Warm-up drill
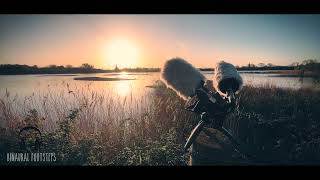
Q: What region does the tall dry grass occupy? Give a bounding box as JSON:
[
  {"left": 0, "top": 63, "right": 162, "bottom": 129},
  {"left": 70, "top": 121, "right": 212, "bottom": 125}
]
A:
[
  {"left": 1, "top": 80, "right": 320, "bottom": 165},
  {"left": 0, "top": 80, "right": 196, "bottom": 165}
]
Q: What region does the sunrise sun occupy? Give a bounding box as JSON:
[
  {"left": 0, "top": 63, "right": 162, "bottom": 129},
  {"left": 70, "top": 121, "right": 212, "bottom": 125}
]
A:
[{"left": 104, "top": 39, "right": 140, "bottom": 69}]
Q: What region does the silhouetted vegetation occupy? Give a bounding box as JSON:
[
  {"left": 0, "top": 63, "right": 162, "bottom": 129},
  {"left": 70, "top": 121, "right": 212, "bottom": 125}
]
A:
[
  {"left": 236, "top": 64, "right": 294, "bottom": 71},
  {"left": 0, "top": 64, "right": 109, "bottom": 75},
  {"left": 198, "top": 68, "right": 214, "bottom": 71},
  {"left": 199, "top": 63, "right": 294, "bottom": 71},
  {"left": 2, "top": 59, "right": 319, "bottom": 76},
  {"left": 120, "top": 67, "right": 160, "bottom": 72},
  {"left": 0, "top": 81, "right": 320, "bottom": 165},
  {"left": 292, "top": 59, "right": 320, "bottom": 83},
  {"left": 199, "top": 59, "right": 320, "bottom": 72},
  {"left": 0, "top": 64, "right": 161, "bottom": 75},
  {"left": 200, "top": 59, "right": 320, "bottom": 84}
]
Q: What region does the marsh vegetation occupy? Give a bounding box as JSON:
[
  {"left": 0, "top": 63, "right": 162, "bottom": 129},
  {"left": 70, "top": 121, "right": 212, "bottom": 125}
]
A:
[{"left": 1, "top": 79, "right": 320, "bottom": 165}]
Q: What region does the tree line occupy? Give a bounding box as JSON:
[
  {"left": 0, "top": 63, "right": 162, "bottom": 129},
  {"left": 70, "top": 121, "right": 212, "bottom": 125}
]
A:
[
  {"left": 1, "top": 59, "right": 319, "bottom": 75},
  {"left": 0, "top": 63, "right": 108, "bottom": 75},
  {"left": 199, "top": 63, "right": 295, "bottom": 71},
  {"left": 199, "top": 59, "right": 319, "bottom": 71},
  {"left": 0, "top": 63, "right": 161, "bottom": 75}
]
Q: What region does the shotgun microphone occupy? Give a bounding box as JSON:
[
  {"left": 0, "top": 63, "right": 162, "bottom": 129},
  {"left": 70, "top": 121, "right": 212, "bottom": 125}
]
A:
[
  {"left": 213, "top": 61, "right": 243, "bottom": 104},
  {"left": 161, "top": 57, "right": 206, "bottom": 100},
  {"left": 161, "top": 58, "right": 227, "bottom": 149},
  {"left": 161, "top": 58, "right": 245, "bottom": 155}
]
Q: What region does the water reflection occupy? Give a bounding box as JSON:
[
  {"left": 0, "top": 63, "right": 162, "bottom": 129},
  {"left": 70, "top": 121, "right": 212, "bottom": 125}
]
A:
[
  {"left": 0, "top": 71, "right": 319, "bottom": 132},
  {"left": 115, "top": 80, "right": 132, "bottom": 97},
  {"left": 119, "top": 71, "right": 129, "bottom": 77},
  {"left": 0, "top": 72, "right": 318, "bottom": 100}
]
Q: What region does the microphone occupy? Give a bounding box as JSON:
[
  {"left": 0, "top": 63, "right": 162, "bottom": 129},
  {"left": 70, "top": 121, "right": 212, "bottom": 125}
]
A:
[
  {"left": 161, "top": 57, "right": 225, "bottom": 151},
  {"left": 161, "top": 57, "right": 206, "bottom": 100},
  {"left": 213, "top": 61, "right": 243, "bottom": 103},
  {"left": 161, "top": 58, "right": 245, "bottom": 155}
]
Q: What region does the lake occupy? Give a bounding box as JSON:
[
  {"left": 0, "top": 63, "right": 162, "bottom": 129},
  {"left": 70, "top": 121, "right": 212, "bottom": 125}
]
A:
[
  {"left": 0, "top": 71, "right": 317, "bottom": 98},
  {"left": 0, "top": 70, "right": 316, "bottom": 106},
  {"left": 0, "top": 71, "right": 318, "bottom": 131}
]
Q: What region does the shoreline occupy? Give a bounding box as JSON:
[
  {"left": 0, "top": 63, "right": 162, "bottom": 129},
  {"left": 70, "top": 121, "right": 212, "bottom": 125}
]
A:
[{"left": 0, "top": 70, "right": 318, "bottom": 79}]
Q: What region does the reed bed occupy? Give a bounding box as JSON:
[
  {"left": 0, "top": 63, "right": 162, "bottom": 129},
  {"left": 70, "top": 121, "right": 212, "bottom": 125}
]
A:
[{"left": 1, "top": 80, "right": 320, "bottom": 165}]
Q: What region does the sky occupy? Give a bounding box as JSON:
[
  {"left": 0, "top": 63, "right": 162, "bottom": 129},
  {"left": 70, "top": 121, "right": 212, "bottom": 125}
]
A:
[{"left": 0, "top": 15, "right": 320, "bottom": 69}]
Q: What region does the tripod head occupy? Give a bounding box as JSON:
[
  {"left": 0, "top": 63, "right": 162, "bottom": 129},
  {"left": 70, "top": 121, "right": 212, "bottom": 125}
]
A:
[{"left": 183, "top": 79, "right": 237, "bottom": 151}]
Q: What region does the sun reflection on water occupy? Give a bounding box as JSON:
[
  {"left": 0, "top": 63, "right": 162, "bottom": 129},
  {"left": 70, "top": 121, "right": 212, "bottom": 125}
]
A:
[
  {"left": 118, "top": 71, "right": 129, "bottom": 78},
  {"left": 114, "top": 78, "right": 133, "bottom": 97}
]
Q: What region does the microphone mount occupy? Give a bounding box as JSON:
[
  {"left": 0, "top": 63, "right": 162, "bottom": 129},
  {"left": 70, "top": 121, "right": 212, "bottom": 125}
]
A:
[
  {"left": 184, "top": 80, "right": 251, "bottom": 161},
  {"left": 184, "top": 80, "right": 234, "bottom": 125}
]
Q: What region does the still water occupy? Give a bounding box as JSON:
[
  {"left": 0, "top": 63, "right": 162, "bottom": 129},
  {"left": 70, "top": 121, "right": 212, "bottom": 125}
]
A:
[
  {"left": 0, "top": 71, "right": 318, "bottom": 130},
  {"left": 0, "top": 71, "right": 317, "bottom": 99}
]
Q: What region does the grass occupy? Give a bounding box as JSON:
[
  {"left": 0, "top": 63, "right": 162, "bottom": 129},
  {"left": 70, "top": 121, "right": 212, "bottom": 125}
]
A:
[
  {"left": 0, "top": 80, "right": 320, "bottom": 165},
  {"left": 226, "top": 83, "right": 320, "bottom": 164}
]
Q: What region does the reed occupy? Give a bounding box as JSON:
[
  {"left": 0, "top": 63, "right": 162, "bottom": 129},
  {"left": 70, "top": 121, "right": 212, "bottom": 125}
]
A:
[{"left": 0, "top": 80, "right": 320, "bottom": 165}]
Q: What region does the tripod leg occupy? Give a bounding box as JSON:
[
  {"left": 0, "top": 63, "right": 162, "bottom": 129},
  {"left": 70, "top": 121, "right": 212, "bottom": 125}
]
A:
[
  {"left": 218, "top": 126, "right": 255, "bottom": 162},
  {"left": 189, "top": 128, "right": 235, "bottom": 165}
]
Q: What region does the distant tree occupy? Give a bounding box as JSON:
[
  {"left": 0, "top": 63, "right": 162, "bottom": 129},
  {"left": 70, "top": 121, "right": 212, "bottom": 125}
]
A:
[
  {"left": 257, "top": 63, "right": 266, "bottom": 67},
  {"left": 80, "top": 63, "right": 94, "bottom": 69},
  {"left": 290, "top": 62, "right": 300, "bottom": 67},
  {"left": 48, "top": 64, "right": 57, "bottom": 68},
  {"left": 66, "top": 65, "right": 73, "bottom": 68},
  {"left": 248, "top": 63, "right": 256, "bottom": 68},
  {"left": 295, "top": 59, "right": 320, "bottom": 84},
  {"left": 267, "top": 63, "right": 274, "bottom": 67},
  {"left": 301, "top": 59, "right": 318, "bottom": 66}
]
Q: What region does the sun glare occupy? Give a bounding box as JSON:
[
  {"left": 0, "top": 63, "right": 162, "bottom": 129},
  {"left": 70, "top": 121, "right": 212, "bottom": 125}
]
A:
[
  {"left": 115, "top": 81, "right": 132, "bottom": 97},
  {"left": 105, "top": 39, "right": 140, "bottom": 69}
]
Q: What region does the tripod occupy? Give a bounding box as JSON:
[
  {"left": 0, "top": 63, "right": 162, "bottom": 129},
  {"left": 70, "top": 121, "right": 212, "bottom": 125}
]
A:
[{"left": 183, "top": 80, "right": 254, "bottom": 164}]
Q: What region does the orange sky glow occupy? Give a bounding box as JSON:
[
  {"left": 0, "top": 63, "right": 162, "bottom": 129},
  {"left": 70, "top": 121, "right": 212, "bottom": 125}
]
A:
[{"left": 1, "top": 15, "right": 319, "bottom": 69}]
